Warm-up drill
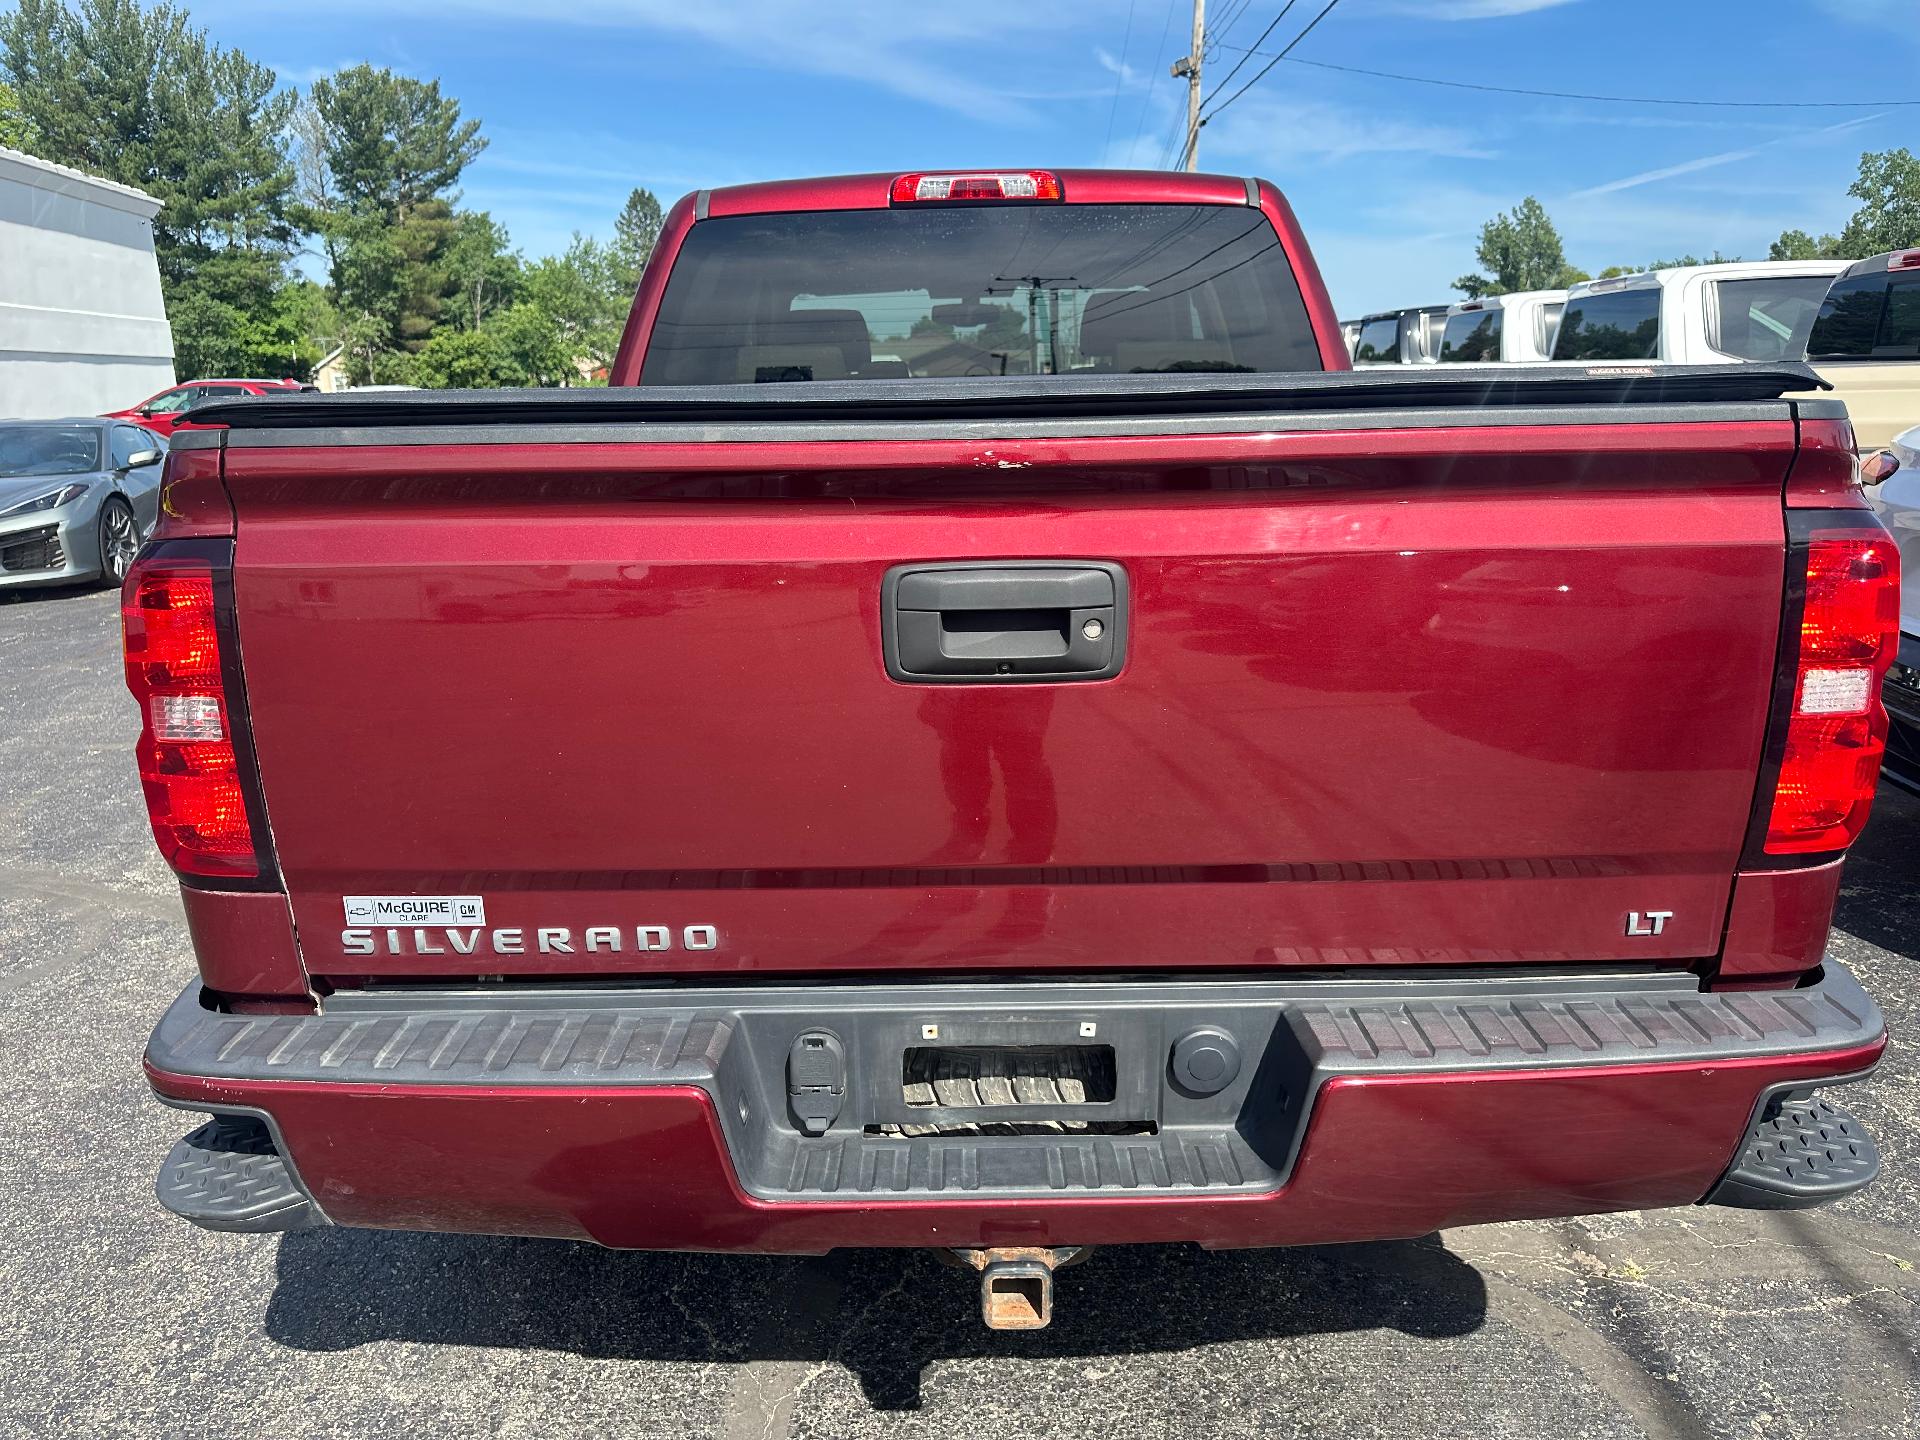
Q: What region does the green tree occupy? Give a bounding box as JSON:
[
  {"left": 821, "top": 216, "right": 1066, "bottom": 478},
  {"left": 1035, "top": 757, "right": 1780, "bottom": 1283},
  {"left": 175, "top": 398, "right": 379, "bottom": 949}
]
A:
[
  {"left": 524, "top": 235, "right": 626, "bottom": 381},
  {"left": 271, "top": 278, "right": 340, "bottom": 375},
  {"left": 307, "top": 64, "right": 484, "bottom": 221},
  {"left": 0, "top": 78, "right": 36, "bottom": 148},
  {"left": 409, "top": 326, "right": 511, "bottom": 388},
  {"left": 975, "top": 305, "right": 1028, "bottom": 350},
  {"left": 1835, "top": 148, "right": 1920, "bottom": 259},
  {"left": 1454, "top": 197, "right": 1588, "bottom": 297},
  {"left": 305, "top": 64, "right": 487, "bottom": 373},
  {"left": 1768, "top": 149, "right": 1920, "bottom": 266},
  {"left": 1646, "top": 252, "right": 1739, "bottom": 270},
  {"left": 485, "top": 301, "right": 574, "bottom": 387},
  {"left": 1, "top": 0, "right": 302, "bottom": 376},
  {"left": 1770, "top": 228, "right": 1840, "bottom": 261},
  {"left": 611, "top": 186, "right": 663, "bottom": 292},
  {"left": 445, "top": 210, "right": 520, "bottom": 330}
]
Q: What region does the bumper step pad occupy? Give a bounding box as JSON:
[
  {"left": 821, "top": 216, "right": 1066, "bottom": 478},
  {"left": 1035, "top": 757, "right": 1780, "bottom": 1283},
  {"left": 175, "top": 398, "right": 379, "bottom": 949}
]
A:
[
  {"left": 156, "top": 1115, "right": 322, "bottom": 1233},
  {"left": 1709, "top": 1091, "right": 1881, "bottom": 1210}
]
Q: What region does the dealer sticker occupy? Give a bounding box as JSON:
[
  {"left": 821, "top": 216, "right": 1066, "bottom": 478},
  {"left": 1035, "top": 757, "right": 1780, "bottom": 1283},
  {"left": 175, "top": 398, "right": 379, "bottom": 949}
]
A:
[{"left": 344, "top": 895, "right": 486, "bottom": 926}]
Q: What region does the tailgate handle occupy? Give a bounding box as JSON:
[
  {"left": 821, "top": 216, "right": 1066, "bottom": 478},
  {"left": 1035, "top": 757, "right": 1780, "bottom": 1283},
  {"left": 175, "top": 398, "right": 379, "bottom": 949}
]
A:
[{"left": 883, "top": 561, "right": 1126, "bottom": 684}]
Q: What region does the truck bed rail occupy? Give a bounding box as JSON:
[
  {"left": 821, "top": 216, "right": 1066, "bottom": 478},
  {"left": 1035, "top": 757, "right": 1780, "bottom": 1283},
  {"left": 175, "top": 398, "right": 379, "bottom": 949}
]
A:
[{"left": 184, "top": 363, "right": 1831, "bottom": 431}]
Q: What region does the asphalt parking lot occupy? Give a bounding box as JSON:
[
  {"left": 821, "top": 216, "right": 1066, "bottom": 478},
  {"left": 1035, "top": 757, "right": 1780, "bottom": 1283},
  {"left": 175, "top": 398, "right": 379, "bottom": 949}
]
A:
[{"left": 1, "top": 582, "right": 1915, "bottom": 1439}]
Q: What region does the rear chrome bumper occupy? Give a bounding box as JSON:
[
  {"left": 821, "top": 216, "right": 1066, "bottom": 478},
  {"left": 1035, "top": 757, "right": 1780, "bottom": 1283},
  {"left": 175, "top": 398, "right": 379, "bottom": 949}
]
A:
[{"left": 146, "top": 963, "right": 1886, "bottom": 1251}]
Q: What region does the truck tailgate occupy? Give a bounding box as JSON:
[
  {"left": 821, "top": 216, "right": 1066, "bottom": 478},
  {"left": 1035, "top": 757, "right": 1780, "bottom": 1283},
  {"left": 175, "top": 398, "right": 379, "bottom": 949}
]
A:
[{"left": 210, "top": 395, "right": 1800, "bottom": 982}]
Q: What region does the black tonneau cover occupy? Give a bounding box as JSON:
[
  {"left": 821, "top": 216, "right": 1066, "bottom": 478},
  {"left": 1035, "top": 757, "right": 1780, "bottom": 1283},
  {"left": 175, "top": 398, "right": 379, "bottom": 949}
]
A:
[{"left": 186, "top": 362, "right": 1830, "bottom": 430}]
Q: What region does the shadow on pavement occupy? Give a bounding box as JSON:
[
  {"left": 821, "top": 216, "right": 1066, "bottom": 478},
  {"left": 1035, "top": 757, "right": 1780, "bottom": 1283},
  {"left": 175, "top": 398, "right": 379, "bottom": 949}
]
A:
[
  {"left": 0, "top": 579, "right": 109, "bottom": 607},
  {"left": 1832, "top": 782, "right": 1920, "bottom": 963},
  {"left": 265, "top": 1229, "right": 1488, "bottom": 1410}
]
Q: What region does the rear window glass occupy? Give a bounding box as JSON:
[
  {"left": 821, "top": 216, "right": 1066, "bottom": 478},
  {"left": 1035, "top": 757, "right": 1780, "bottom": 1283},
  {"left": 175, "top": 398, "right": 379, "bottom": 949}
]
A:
[
  {"left": 1438, "top": 309, "right": 1502, "bottom": 362},
  {"left": 1353, "top": 317, "right": 1400, "bottom": 363},
  {"left": 1709, "top": 275, "right": 1832, "bottom": 361},
  {"left": 640, "top": 204, "right": 1321, "bottom": 384},
  {"left": 1553, "top": 288, "right": 1661, "bottom": 360},
  {"left": 1807, "top": 272, "right": 1920, "bottom": 359}
]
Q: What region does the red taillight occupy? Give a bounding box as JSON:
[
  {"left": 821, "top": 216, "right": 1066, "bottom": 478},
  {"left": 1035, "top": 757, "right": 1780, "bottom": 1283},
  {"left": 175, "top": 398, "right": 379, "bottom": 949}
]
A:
[
  {"left": 1762, "top": 528, "right": 1901, "bottom": 855},
  {"left": 889, "top": 170, "right": 1064, "bottom": 205},
  {"left": 122, "top": 550, "right": 262, "bottom": 878}
]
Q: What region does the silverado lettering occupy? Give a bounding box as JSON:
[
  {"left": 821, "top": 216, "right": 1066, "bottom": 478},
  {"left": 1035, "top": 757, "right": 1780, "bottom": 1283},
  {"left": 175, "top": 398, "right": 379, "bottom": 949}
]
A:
[
  {"left": 130, "top": 168, "right": 1898, "bottom": 1333},
  {"left": 339, "top": 925, "right": 721, "bottom": 955}
]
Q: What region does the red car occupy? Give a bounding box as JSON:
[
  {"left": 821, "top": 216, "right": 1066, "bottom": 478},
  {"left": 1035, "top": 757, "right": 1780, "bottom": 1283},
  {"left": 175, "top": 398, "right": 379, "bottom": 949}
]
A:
[
  {"left": 129, "top": 170, "right": 1896, "bottom": 1332},
  {"left": 106, "top": 378, "right": 315, "bottom": 438}
]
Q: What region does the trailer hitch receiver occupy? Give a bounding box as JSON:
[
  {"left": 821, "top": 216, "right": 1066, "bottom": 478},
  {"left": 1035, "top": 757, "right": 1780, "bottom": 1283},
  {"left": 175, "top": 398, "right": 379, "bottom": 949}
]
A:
[{"left": 951, "top": 1246, "right": 1087, "bottom": 1330}]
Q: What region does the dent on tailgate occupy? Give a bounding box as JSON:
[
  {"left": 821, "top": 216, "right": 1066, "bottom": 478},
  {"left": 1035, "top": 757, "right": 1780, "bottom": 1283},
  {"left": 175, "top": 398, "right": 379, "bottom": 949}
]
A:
[{"left": 219, "top": 416, "right": 1794, "bottom": 982}]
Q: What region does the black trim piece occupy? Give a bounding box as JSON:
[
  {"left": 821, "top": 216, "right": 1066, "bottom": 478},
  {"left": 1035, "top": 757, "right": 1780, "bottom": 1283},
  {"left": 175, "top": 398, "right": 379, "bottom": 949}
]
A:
[
  {"left": 1243, "top": 176, "right": 1259, "bottom": 207},
  {"left": 1879, "top": 633, "right": 1920, "bottom": 795},
  {"left": 221, "top": 401, "right": 1797, "bottom": 450},
  {"left": 147, "top": 962, "right": 1882, "bottom": 1204},
  {"left": 163, "top": 429, "right": 224, "bottom": 451},
  {"left": 1737, "top": 508, "right": 1891, "bottom": 872},
  {"left": 1791, "top": 398, "right": 1850, "bottom": 422},
  {"left": 181, "top": 362, "right": 1831, "bottom": 431},
  {"left": 1702, "top": 1072, "right": 1880, "bottom": 1210},
  {"left": 151, "top": 1095, "right": 329, "bottom": 1229}
]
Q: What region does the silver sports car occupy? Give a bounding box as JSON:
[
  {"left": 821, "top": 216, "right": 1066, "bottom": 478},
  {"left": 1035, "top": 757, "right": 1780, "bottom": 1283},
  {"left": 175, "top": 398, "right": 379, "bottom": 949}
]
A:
[{"left": 0, "top": 419, "right": 165, "bottom": 591}]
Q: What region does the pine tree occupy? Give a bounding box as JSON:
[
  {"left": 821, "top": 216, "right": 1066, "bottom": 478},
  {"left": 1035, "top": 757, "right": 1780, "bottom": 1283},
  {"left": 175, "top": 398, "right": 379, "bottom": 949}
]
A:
[{"left": 612, "top": 187, "right": 664, "bottom": 291}]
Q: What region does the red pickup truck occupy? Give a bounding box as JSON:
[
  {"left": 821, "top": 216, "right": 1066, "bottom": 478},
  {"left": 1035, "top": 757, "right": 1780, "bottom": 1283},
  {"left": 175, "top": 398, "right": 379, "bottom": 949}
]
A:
[{"left": 132, "top": 170, "right": 1898, "bottom": 1331}]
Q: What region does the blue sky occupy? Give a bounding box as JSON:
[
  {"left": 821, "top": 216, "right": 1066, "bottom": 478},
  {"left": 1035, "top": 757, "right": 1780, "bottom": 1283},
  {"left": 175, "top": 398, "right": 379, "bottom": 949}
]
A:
[{"left": 190, "top": 0, "right": 1919, "bottom": 316}]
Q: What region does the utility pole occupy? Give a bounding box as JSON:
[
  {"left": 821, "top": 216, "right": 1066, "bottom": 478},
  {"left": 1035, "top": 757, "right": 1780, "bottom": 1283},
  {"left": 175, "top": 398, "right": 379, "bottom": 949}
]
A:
[
  {"left": 1170, "top": 0, "right": 1206, "bottom": 172},
  {"left": 991, "top": 275, "right": 1081, "bottom": 374}
]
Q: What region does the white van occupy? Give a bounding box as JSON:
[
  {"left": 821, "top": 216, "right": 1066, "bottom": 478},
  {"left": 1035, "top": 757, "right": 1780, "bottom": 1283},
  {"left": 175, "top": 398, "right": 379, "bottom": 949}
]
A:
[
  {"left": 1436, "top": 290, "right": 1566, "bottom": 364},
  {"left": 1551, "top": 260, "right": 1843, "bottom": 365},
  {"left": 1349, "top": 305, "right": 1449, "bottom": 366}
]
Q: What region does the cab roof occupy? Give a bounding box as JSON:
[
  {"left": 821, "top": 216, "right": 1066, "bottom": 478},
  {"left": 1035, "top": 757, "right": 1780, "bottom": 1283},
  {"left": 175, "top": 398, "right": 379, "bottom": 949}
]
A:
[{"left": 702, "top": 169, "right": 1258, "bottom": 218}]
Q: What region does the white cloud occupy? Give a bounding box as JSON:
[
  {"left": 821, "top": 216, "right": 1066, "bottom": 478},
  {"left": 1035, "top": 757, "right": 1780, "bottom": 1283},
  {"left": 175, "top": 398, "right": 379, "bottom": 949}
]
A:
[
  {"left": 1812, "top": 0, "right": 1918, "bottom": 29},
  {"left": 1568, "top": 113, "right": 1883, "bottom": 198},
  {"left": 269, "top": 60, "right": 370, "bottom": 88},
  {"left": 289, "top": 0, "right": 1115, "bottom": 121},
  {"left": 1094, "top": 46, "right": 1142, "bottom": 87},
  {"left": 1203, "top": 91, "right": 1496, "bottom": 164},
  {"left": 1569, "top": 145, "right": 1765, "bottom": 198}
]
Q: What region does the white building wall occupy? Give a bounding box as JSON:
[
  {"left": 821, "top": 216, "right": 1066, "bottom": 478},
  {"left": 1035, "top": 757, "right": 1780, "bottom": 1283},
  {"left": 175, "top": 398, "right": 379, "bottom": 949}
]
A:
[{"left": 0, "top": 146, "right": 174, "bottom": 419}]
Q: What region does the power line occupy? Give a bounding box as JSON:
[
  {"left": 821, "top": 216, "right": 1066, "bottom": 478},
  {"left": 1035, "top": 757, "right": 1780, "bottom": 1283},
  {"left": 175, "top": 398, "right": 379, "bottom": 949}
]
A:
[
  {"left": 1102, "top": 0, "right": 1140, "bottom": 156},
  {"left": 1212, "top": 49, "right": 1920, "bottom": 109},
  {"left": 1200, "top": 0, "right": 1346, "bottom": 124},
  {"left": 1128, "top": 0, "right": 1181, "bottom": 162},
  {"left": 1206, "top": 0, "right": 1253, "bottom": 56},
  {"left": 1157, "top": 100, "right": 1190, "bottom": 170},
  {"left": 1201, "top": 1, "right": 1302, "bottom": 115}
]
